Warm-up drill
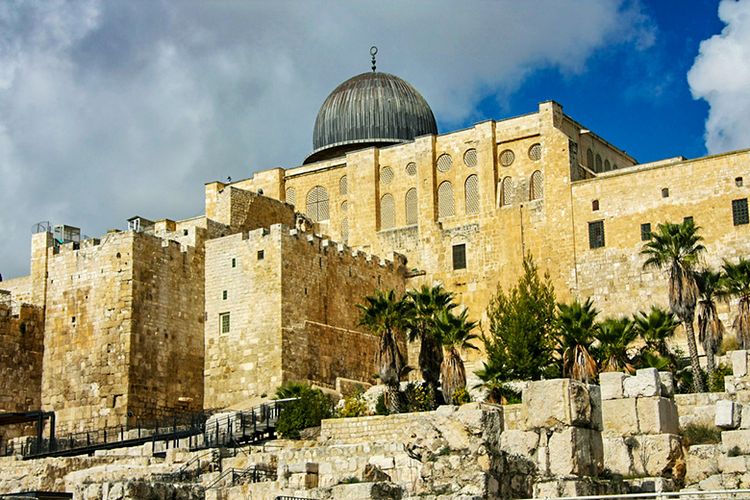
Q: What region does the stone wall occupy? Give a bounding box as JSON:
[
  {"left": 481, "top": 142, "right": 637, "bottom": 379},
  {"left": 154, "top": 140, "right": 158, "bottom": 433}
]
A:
[
  {"left": 205, "top": 183, "right": 295, "bottom": 234},
  {"left": 0, "top": 299, "right": 44, "bottom": 413},
  {"left": 204, "top": 224, "right": 408, "bottom": 409}
]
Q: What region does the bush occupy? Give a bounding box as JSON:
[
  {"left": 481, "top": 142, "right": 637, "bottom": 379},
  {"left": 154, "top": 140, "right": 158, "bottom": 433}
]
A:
[
  {"left": 404, "top": 383, "right": 432, "bottom": 412},
  {"left": 682, "top": 423, "right": 721, "bottom": 447},
  {"left": 337, "top": 388, "right": 368, "bottom": 418},
  {"left": 375, "top": 393, "right": 389, "bottom": 416},
  {"left": 708, "top": 363, "right": 733, "bottom": 392},
  {"left": 452, "top": 387, "right": 471, "bottom": 405},
  {"left": 275, "top": 384, "right": 333, "bottom": 439},
  {"left": 721, "top": 336, "right": 740, "bottom": 355}
]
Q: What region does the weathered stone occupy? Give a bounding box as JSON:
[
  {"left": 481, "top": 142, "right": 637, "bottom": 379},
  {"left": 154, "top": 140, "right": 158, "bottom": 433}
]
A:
[
  {"left": 658, "top": 371, "right": 674, "bottom": 398},
  {"left": 715, "top": 400, "right": 742, "bottom": 429},
  {"left": 602, "top": 397, "right": 638, "bottom": 436},
  {"left": 603, "top": 436, "right": 635, "bottom": 476},
  {"left": 623, "top": 368, "right": 661, "bottom": 398},
  {"left": 629, "top": 434, "right": 684, "bottom": 478},
  {"left": 722, "top": 429, "right": 750, "bottom": 455},
  {"left": 500, "top": 430, "right": 540, "bottom": 457},
  {"left": 588, "top": 384, "right": 603, "bottom": 431},
  {"left": 742, "top": 403, "right": 750, "bottom": 430},
  {"left": 523, "top": 379, "right": 592, "bottom": 429},
  {"left": 636, "top": 397, "right": 679, "bottom": 435},
  {"left": 599, "top": 372, "right": 627, "bottom": 401},
  {"left": 363, "top": 464, "right": 391, "bottom": 482},
  {"left": 547, "top": 427, "right": 603, "bottom": 477},
  {"left": 731, "top": 350, "right": 749, "bottom": 378},
  {"left": 685, "top": 444, "right": 720, "bottom": 484},
  {"left": 719, "top": 455, "right": 750, "bottom": 474}
]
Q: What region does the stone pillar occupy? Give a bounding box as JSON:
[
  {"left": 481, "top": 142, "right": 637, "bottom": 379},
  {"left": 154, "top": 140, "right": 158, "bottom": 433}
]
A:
[{"left": 30, "top": 231, "right": 53, "bottom": 307}]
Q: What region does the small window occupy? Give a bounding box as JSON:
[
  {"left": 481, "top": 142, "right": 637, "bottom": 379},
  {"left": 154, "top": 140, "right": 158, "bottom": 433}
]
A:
[
  {"left": 733, "top": 198, "right": 749, "bottom": 226},
  {"left": 640, "top": 223, "right": 651, "bottom": 241},
  {"left": 222, "top": 290, "right": 228, "bottom": 300},
  {"left": 220, "top": 313, "right": 230, "bottom": 334},
  {"left": 683, "top": 216, "right": 693, "bottom": 225},
  {"left": 661, "top": 188, "right": 669, "bottom": 198},
  {"left": 257, "top": 250, "right": 264, "bottom": 260},
  {"left": 592, "top": 200, "right": 599, "bottom": 211},
  {"left": 452, "top": 244, "right": 467, "bottom": 270},
  {"left": 736, "top": 177, "right": 744, "bottom": 187},
  {"left": 588, "top": 221, "right": 605, "bottom": 249},
  {"left": 231, "top": 258, "right": 236, "bottom": 268},
  {"left": 71, "top": 316, "right": 76, "bottom": 324}
]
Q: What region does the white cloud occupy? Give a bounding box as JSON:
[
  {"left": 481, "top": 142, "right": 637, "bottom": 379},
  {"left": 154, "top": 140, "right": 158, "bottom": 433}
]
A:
[
  {"left": 688, "top": 0, "right": 750, "bottom": 154},
  {"left": 0, "top": 0, "right": 650, "bottom": 278}
]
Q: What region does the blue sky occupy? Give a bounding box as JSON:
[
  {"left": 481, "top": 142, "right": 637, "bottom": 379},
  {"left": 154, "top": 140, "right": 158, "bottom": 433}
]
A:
[{"left": 1, "top": 0, "right": 748, "bottom": 278}]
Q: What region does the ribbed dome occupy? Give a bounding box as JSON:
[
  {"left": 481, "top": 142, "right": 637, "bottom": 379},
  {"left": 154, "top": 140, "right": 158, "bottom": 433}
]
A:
[{"left": 304, "top": 72, "right": 438, "bottom": 164}]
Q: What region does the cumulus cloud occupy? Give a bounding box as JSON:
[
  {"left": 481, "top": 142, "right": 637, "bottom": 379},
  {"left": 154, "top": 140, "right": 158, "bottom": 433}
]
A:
[
  {"left": 0, "top": 0, "right": 650, "bottom": 277},
  {"left": 688, "top": 0, "right": 750, "bottom": 154}
]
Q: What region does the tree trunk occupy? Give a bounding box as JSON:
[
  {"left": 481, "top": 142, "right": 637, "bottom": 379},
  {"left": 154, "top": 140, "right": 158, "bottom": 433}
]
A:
[
  {"left": 705, "top": 346, "right": 715, "bottom": 377},
  {"left": 419, "top": 333, "right": 443, "bottom": 407},
  {"left": 684, "top": 321, "right": 705, "bottom": 392},
  {"left": 386, "top": 383, "right": 402, "bottom": 414}
]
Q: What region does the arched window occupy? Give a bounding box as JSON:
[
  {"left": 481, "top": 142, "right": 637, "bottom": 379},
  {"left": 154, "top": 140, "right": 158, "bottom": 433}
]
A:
[
  {"left": 586, "top": 149, "right": 594, "bottom": 169},
  {"left": 595, "top": 154, "right": 603, "bottom": 172},
  {"left": 285, "top": 187, "right": 296, "bottom": 207},
  {"left": 604, "top": 159, "right": 611, "bottom": 172},
  {"left": 380, "top": 193, "right": 395, "bottom": 230},
  {"left": 465, "top": 175, "right": 479, "bottom": 215},
  {"left": 437, "top": 181, "right": 454, "bottom": 218},
  {"left": 437, "top": 154, "right": 453, "bottom": 172},
  {"left": 339, "top": 175, "right": 348, "bottom": 195},
  {"left": 405, "top": 188, "right": 418, "bottom": 225},
  {"left": 306, "top": 186, "right": 329, "bottom": 222},
  {"left": 529, "top": 170, "right": 543, "bottom": 200},
  {"left": 498, "top": 176, "right": 512, "bottom": 207},
  {"left": 341, "top": 218, "right": 349, "bottom": 242}
]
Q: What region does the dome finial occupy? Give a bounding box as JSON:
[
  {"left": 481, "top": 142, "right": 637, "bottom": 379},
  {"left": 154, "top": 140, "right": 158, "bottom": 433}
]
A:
[{"left": 370, "top": 46, "right": 378, "bottom": 72}]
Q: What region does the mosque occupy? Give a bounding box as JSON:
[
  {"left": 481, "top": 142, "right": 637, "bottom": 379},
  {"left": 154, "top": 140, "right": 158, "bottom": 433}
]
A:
[{"left": 1, "top": 51, "right": 749, "bottom": 438}]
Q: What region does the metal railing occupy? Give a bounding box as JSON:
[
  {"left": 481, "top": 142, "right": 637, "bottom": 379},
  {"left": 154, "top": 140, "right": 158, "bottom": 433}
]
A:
[
  {"left": 206, "top": 463, "right": 277, "bottom": 489},
  {"left": 526, "top": 489, "right": 750, "bottom": 500}
]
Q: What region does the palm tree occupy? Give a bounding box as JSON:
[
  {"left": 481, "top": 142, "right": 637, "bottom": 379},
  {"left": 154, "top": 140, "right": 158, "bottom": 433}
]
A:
[
  {"left": 641, "top": 220, "right": 706, "bottom": 391},
  {"left": 436, "top": 308, "right": 478, "bottom": 404},
  {"left": 403, "top": 284, "right": 456, "bottom": 406},
  {"left": 718, "top": 257, "right": 750, "bottom": 349},
  {"left": 596, "top": 317, "right": 637, "bottom": 374},
  {"left": 633, "top": 306, "right": 680, "bottom": 361},
  {"left": 357, "top": 290, "right": 407, "bottom": 413},
  {"left": 556, "top": 298, "right": 600, "bottom": 383},
  {"left": 695, "top": 269, "right": 725, "bottom": 373}
]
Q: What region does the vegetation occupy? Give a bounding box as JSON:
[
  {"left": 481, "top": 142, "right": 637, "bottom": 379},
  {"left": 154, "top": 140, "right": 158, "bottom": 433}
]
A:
[
  {"left": 403, "top": 382, "right": 433, "bottom": 412},
  {"left": 437, "top": 308, "right": 478, "bottom": 404},
  {"left": 719, "top": 257, "right": 750, "bottom": 349},
  {"left": 681, "top": 423, "right": 721, "bottom": 447},
  {"left": 641, "top": 219, "right": 706, "bottom": 392},
  {"left": 707, "top": 363, "right": 733, "bottom": 392},
  {"left": 595, "top": 317, "right": 637, "bottom": 374},
  {"left": 275, "top": 383, "right": 333, "bottom": 439},
  {"left": 556, "top": 298, "right": 600, "bottom": 383},
  {"left": 337, "top": 388, "right": 368, "bottom": 418},
  {"left": 695, "top": 268, "right": 725, "bottom": 373}
]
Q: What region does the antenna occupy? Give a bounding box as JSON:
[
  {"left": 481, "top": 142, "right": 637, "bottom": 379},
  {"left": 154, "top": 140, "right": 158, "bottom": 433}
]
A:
[{"left": 370, "top": 46, "right": 378, "bottom": 72}]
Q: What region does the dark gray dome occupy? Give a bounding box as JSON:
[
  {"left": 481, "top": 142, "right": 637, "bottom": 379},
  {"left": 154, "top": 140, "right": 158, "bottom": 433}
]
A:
[{"left": 304, "top": 72, "right": 438, "bottom": 164}]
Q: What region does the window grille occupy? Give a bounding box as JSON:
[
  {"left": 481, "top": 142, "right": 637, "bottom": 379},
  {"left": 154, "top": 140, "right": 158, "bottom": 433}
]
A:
[
  {"left": 257, "top": 250, "right": 264, "bottom": 260},
  {"left": 662, "top": 187, "right": 669, "bottom": 198},
  {"left": 641, "top": 223, "right": 652, "bottom": 241},
  {"left": 465, "top": 175, "right": 479, "bottom": 214},
  {"left": 380, "top": 193, "right": 395, "bottom": 229},
  {"left": 437, "top": 154, "right": 453, "bottom": 173},
  {"left": 586, "top": 149, "right": 594, "bottom": 169},
  {"left": 339, "top": 175, "right": 348, "bottom": 195},
  {"left": 528, "top": 143, "right": 542, "bottom": 161},
  {"left": 222, "top": 290, "right": 227, "bottom": 300},
  {"left": 437, "top": 182, "right": 454, "bottom": 218},
  {"left": 683, "top": 216, "right": 694, "bottom": 225},
  {"left": 341, "top": 218, "right": 349, "bottom": 242},
  {"left": 406, "top": 162, "right": 417, "bottom": 176},
  {"left": 452, "top": 244, "right": 467, "bottom": 270},
  {"left": 588, "top": 221, "right": 605, "bottom": 249},
  {"left": 733, "top": 198, "right": 749, "bottom": 226},
  {"left": 220, "top": 313, "right": 230, "bottom": 334},
  {"left": 231, "top": 258, "right": 236, "bottom": 268},
  {"left": 306, "top": 186, "right": 330, "bottom": 222},
  {"left": 529, "top": 170, "right": 543, "bottom": 201},
  {"left": 285, "top": 187, "right": 296, "bottom": 206},
  {"left": 341, "top": 201, "right": 348, "bottom": 212},
  {"left": 405, "top": 188, "right": 418, "bottom": 225},
  {"left": 463, "top": 148, "right": 478, "bottom": 167},
  {"left": 596, "top": 154, "right": 603, "bottom": 172},
  {"left": 499, "top": 149, "right": 515, "bottom": 167},
  {"left": 498, "top": 176, "right": 512, "bottom": 207},
  {"left": 380, "top": 166, "right": 394, "bottom": 185}
]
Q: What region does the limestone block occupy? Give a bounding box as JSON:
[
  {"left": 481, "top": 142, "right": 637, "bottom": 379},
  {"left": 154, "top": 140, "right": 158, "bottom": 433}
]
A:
[
  {"left": 502, "top": 404, "right": 525, "bottom": 431},
  {"left": 732, "top": 350, "right": 749, "bottom": 378},
  {"left": 547, "top": 427, "right": 603, "bottom": 477},
  {"left": 636, "top": 397, "right": 679, "bottom": 435},
  {"left": 719, "top": 455, "right": 750, "bottom": 474},
  {"left": 722, "top": 429, "right": 750, "bottom": 455},
  {"left": 685, "top": 444, "right": 719, "bottom": 484},
  {"left": 602, "top": 397, "right": 638, "bottom": 436},
  {"left": 629, "top": 434, "right": 684, "bottom": 478},
  {"left": 623, "top": 368, "right": 661, "bottom": 398},
  {"left": 742, "top": 404, "right": 750, "bottom": 430},
  {"left": 715, "top": 400, "right": 742, "bottom": 429},
  {"left": 658, "top": 371, "right": 674, "bottom": 398},
  {"left": 624, "top": 477, "right": 676, "bottom": 493},
  {"left": 330, "top": 481, "right": 404, "bottom": 500},
  {"left": 368, "top": 456, "right": 395, "bottom": 470},
  {"left": 588, "top": 384, "right": 603, "bottom": 431},
  {"left": 500, "top": 429, "right": 540, "bottom": 457},
  {"left": 600, "top": 372, "right": 627, "bottom": 400},
  {"left": 603, "top": 437, "right": 633, "bottom": 476},
  {"left": 523, "top": 379, "right": 592, "bottom": 429}
]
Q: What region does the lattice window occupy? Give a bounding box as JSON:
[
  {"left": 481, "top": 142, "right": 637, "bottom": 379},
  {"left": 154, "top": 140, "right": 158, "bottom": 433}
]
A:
[
  {"left": 306, "top": 185, "right": 330, "bottom": 222},
  {"left": 604, "top": 159, "right": 611, "bottom": 171},
  {"left": 437, "top": 154, "right": 453, "bottom": 173},
  {"left": 220, "top": 312, "right": 230, "bottom": 334},
  {"left": 341, "top": 201, "right": 348, "bottom": 212},
  {"left": 588, "top": 221, "right": 605, "bottom": 249},
  {"left": 528, "top": 143, "right": 542, "bottom": 161},
  {"left": 405, "top": 188, "right": 418, "bottom": 225},
  {"left": 437, "top": 181, "right": 454, "bottom": 218},
  {"left": 596, "top": 154, "right": 603, "bottom": 172},
  {"left": 586, "top": 149, "right": 594, "bottom": 169},
  {"left": 733, "top": 198, "right": 749, "bottom": 226},
  {"left": 463, "top": 148, "right": 477, "bottom": 167},
  {"left": 499, "top": 149, "right": 515, "bottom": 167},
  {"left": 498, "top": 177, "right": 512, "bottom": 207},
  {"left": 380, "top": 193, "right": 395, "bottom": 230},
  {"left": 380, "top": 166, "right": 394, "bottom": 185},
  {"left": 339, "top": 175, "right": 348, "bottom": 195},
  {"left": 452, "top": 244, "right": 467, "bottom": 270},
  {"left": 341, "top": 218, "right": 349, "bottom": 242},
  {"left": 465, "top": 175, "right": 479, "bottom": 215},
  {"left": 285, "top": 187, "right": 296, "bottom": 206},
  {"left": 641, "top": 223, "right": 652, "bottom": 241},
  {"left": 529, "top": 170, "right": 543, "bottom": 201},
  {"left": 406, "top": 162, "right": 417, "bottom": 176}
]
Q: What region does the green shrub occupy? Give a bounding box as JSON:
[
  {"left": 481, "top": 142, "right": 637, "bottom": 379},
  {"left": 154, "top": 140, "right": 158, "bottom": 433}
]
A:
[
  {"left": 708, "top": 364, "right": 733, "bottom": 392},
  {"left": 681, "top": 423, "right": 721, "bottom": 447},
  {"left": 275, "top": 384, "right": 333, "bottom": 439},
  {"left": 404, "top": 383, "right": 432, "bottom": 412},
  {"left": 337, "top": 388, "right": 368, "bottom": 418},
  {"left": 452, "top": 386, "right": 472, "bottom": 405},
  {"left": 375, "top": 393, "right": 389, "bottom": 416}
]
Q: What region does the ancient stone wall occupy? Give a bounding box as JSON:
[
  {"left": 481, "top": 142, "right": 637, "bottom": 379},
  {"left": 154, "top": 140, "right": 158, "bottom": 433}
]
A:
[
  {"left": 0, "top": 299, "right": 44, "bottom": 413},
  {"left": 0, "top": 276, "right": 32, "bottom": 311},
  {"left": 205, "top": 183, "right": 295, "bottom": 234}
]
